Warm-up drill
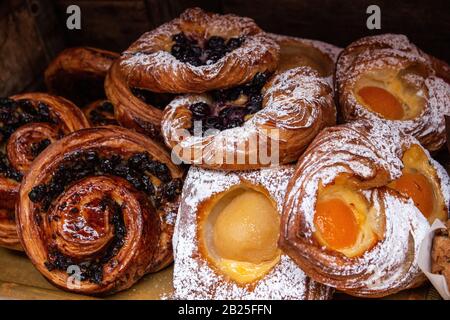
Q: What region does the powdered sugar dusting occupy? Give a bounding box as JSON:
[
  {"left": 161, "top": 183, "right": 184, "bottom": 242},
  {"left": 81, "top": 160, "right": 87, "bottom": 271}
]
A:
[
  {"left": 336, "top": 33, "right": 450, "bottom": 151},
  {"left": 173, "top": 165, "right": 332, "bottom": 299},
  {"left": 282, "top": 120, "right": 446, "bottom": 296}
]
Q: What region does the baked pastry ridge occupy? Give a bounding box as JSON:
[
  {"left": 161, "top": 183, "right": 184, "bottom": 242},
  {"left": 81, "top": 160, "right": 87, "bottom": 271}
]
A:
[
  {"left": 280, "top": 120, "right": 449, "bottom": 297},
  {"left": 173, "top": 165, "right": 332, "bottom": 299}
]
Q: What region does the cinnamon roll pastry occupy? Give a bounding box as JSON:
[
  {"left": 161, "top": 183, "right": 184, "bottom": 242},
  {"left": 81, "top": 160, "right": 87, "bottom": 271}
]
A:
[
  {"left": 83, "top": 100, "right": 119, "bottom": 127},
  {"left": 162, "top": 65, "right": 336, "bottom": 170},
  {"left": 280, "top": 120, "right": 450, "bottom": 297},
  {"left": 17, "top": 126, "right": 184, "bottom": 295},
  {"left": 45, "top": 47, "right": 119, "bottom": 107},
  {"left": 0, "top": 93, "right": 89, "bottom": 250},
  {"left": 336, "top": 34, "right": 450, "bottom": 151},
  {"left": 173, "top": 165, "right": 332, "bottom": 299},
  {"left": 117, "top": 8, "right": 279, "bottom": 94}
]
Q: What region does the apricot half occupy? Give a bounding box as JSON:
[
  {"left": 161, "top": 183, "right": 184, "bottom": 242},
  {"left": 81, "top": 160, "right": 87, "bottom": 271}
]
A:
[{"left": 358, "top": 86, "right": 404, "bottom": 120}]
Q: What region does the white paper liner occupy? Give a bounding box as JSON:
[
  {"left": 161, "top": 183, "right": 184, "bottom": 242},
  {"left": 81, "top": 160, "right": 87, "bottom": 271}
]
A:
[{"left": 418, "top": 219, "right": 450, "bottom": 300}]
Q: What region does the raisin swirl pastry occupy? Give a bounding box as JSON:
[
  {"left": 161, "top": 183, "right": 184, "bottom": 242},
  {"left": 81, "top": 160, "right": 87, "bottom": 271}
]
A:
[
  {"left": 280, "top": 120, "right": 450, "bottom": 297},
  {"left": 162, "top": 66, "right": 336, "bottom": 170},
  {"left": 45, "top": 47, "right": 119, "bottom": 107},
  {"left": 83, "top": 100, "right": 119, "bottom": 127},
  {"left": 173, "top": 165, "right": 332, "bottom": 299},
  {"left": 336, "top": 34, "right": 450, "bottom": 151},
  {"left": 17, "top": 126, "right": 184, "bottom": 295},
  {"left": 0, "top": 93, "right": 89, "bottom": 250}
]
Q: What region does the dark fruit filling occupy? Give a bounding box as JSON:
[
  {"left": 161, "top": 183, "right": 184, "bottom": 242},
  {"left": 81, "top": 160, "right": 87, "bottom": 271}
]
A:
[
  {"left": 188, "top": 72, "right": 270, "bottom": 134},
  {"left": 131, "top": 88, "right": 175, "bottom": 110},
  {"left": 171, "top": 33, "right": 244, "bottom": 66},
  {"left": 44, "top": 198, "right": 125, "bottom": 284},
  {"left": 29, "top": 151, "right": 182, "bottom": 284},
  {"left": 0, "top": 98, "right": 57, "bottom": 181},
  {"left": 88, "top": 101, "right": 119, "bottom": 126},
  {"left": 30, "top": 139, "right": 51, "bottom": 158},
  {"left": 28, "top": 151, "right": 181, "bottom": 212}
]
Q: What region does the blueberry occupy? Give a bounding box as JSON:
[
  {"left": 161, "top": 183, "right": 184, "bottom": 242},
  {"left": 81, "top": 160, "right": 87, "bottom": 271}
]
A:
[
  {"left": 29, "top": 184, "right": 48, "bottom": 203},
  {"left": 189, "top": 102, "right": 211, "bottom": 119},
  {"left": 227, "top": 37, "right": 244, "bottom": 51}
]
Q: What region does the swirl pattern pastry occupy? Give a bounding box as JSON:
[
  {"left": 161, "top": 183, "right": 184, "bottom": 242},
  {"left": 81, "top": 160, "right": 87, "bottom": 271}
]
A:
[
  {"left": 105, "top": 61, "right": 175, "bottom": 139},
  {"left": 17, "top": 126, "right": 184, "bottom": 295},
  {"left": 336, "top": 34, "right": 450, "bottom": 151},
  {"left": 0, "top": 93, "right": 89, "bottom": 250},
  {"left": 45, "top": 47, "right": 119, "bottom": 107},
  {"left": 162, "top": 66, "right": 336, "bottom": 170},
  {"left": 117, "top": 8, "right": 279, "bottom": 94},
  {"left": 83, "top": 100, "right": 119, "bottom": 127},
  {"left": 173, "top": 165, "right": 332, "bottom": 299},
  {"left": 280, "top": 120, "right": 450, "bottom": 297}
]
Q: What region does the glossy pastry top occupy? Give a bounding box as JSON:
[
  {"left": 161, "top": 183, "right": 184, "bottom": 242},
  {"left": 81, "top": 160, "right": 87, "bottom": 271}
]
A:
[
  {"left": 0, "top": 93, "right": 89, "bottom": 250},
  {"left": 17, "top": 126, "right": 183, "bottom": 295},
  {"left": 336, "top": 34, "right": 450, "bottom": 151},
  {"left": 118, "top": 7, "right": 279, "bottom": 93},
  {"left": 280, "top": 120, "right": 449, "bottom": 297}
]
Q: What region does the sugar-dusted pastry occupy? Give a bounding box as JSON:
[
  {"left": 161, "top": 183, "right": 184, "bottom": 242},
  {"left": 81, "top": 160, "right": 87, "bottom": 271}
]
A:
[
  {"left": 336, "top": 34, "right": 450, "bottom": 152},
  {"left": 45, "top": 47, "right": 119, "bottom": 107},
  {"left": 173, "top": 165, "right": 332, "bottom": 299},
  {"left": 106, "top": 8, "right": 279, "bottom": 138},
  {"left": 0, "top": 93, "right": 89, "bottom": 250},
  {"left": 83, "top": 100, "right": 119, "bottom": 127},
  {"left": 162, "top": 56, "right": 336, "bottom": 170},
  {"left": 17, "top": 126, "right": 184, "bottom": 295},
  {"left": 280, "top": 120, "right": 450, "bottom": 297}
]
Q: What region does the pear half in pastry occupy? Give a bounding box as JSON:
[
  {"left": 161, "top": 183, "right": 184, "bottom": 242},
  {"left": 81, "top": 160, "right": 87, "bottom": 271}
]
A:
[{"left": 173, "top": 166, "right": 332, "bottom": 300}]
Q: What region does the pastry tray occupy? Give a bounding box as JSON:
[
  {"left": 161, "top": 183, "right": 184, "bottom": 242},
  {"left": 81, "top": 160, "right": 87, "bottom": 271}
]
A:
[{"left": 0, "top": 248, "right": 440, "bottom": 300}]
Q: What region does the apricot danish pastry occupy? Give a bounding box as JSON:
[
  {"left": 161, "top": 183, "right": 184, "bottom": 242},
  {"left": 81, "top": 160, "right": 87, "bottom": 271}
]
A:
[
  {"left": 336, "top": 34, "right": 450, "bottom": 151},
  {"left": 45, "top": 47, "right": 119, "bottom": 107},
  {"left": 280, "top": 120, "right": 450, "bottom": 297},
  {"left": 0, "top": 93, "right": 89, "bottom": 250},
  {"left": 162, "top": 65, "right": 335, "bottom": 170},
  {"left": 173, "top": 165, "right": 332, "bottom": 299},
  {"left": 17, "top": 126, "right": 184, "bottom": 295}
]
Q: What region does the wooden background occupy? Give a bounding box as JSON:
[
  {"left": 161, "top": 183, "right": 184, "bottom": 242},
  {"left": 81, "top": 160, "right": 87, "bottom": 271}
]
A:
[{"left": 1, "top": 0, "right": 450, "bottom": 97}]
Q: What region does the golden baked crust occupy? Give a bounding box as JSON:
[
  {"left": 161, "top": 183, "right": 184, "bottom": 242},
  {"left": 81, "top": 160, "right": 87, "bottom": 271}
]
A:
[
  {"left": 17, "top": 126, "right": 184, "bottom": 295},
  {"left": 162, "top": 67, "right": 336, "bottom": 170},
  {"left": 431, "top": 220, "right": 450, "bottom": 289},
  {"left": 45, "top": 47, "right": 119, "bottom": 107},
  {"left": 173, "top": 165, "right": 332, "bottom": 299},
  {"left": 280, "top": 120, "right": 450, "bottom": 297},
  {"left": 117, "top": 8, "right": 279, "bottom": 93},
  {"left": 336, "top": 34, "right": 450, "bottom": 152},
  {"left": 0, "top": 93, "right": 89, "bottom": 250}
]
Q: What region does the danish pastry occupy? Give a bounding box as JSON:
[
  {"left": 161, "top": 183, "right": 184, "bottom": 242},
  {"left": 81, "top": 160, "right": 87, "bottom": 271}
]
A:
[
  {"left": 431, "top": 220, "right": 450, "bottom": 289},
  {"left": 0, "top": 93, "right": 89, "bottom": 250},
  {"left": 162, "top": 66, "right": 336, "bottom": 170},
  {"left": 117, "top": 8, "right": 279, "bottom": 94},
  {"left": 45, "top": 47, "right": 119, "bottom": 107},
  {"left": 280, "top": 120, "right": 450, "bottom": 297},
  {"left": 105, "top": 60, "right": 175, "bottom": 139},
  {"left": 268, "top": 33, "right": 341, "bottom": 78},
  {"left": 17, "top": 126, "right": 184, "bottom": 295},
  {"left": 173, "top": 165, "right": 332, "bottom": 299},
  {"left": 336, "top": 34, "right": 450, "bottom": 151},
  {"left": 83, "top": 100, "right": 119, "bottom": 127}
]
